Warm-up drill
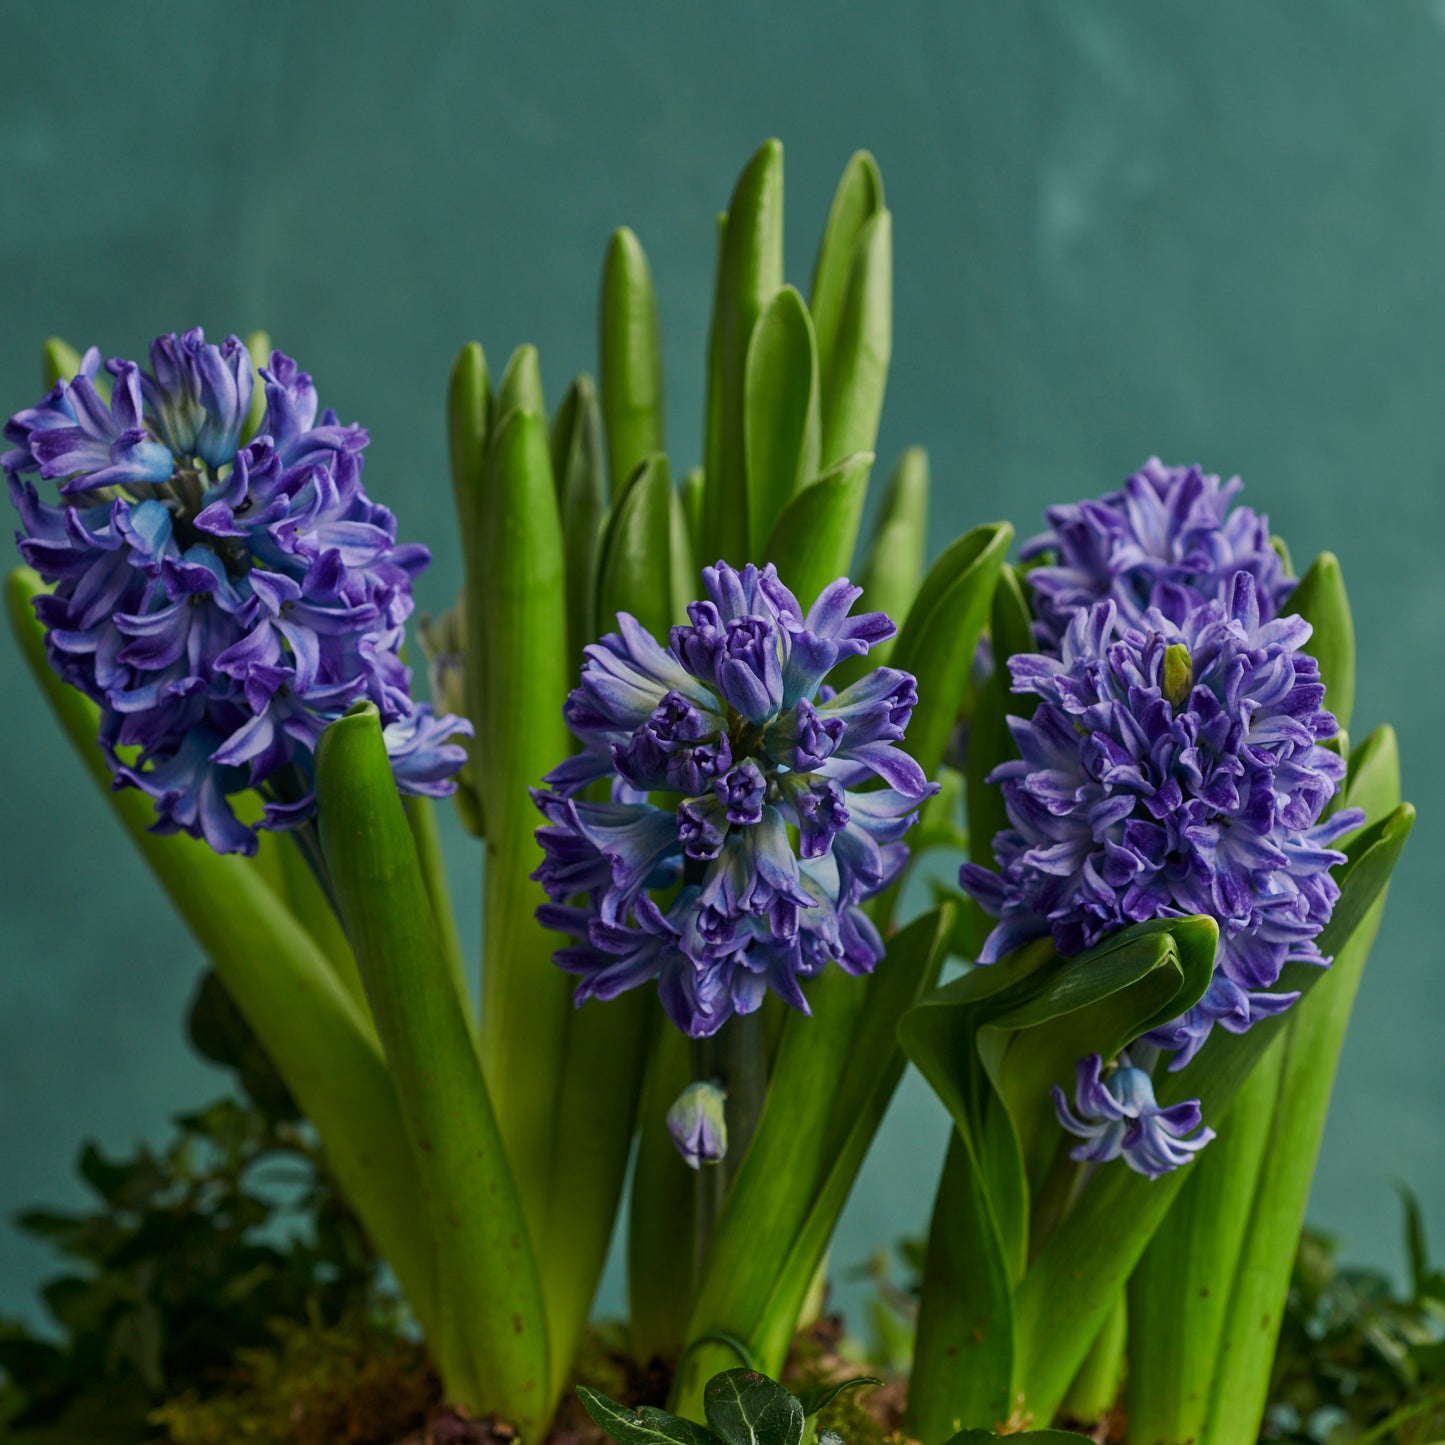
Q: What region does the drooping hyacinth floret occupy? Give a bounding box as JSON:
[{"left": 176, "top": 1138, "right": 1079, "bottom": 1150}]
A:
[
  {"left": 961, "top": 572, "right": 1362, "bottom": 1070},
  {"left": 532, "top": 562, "right": 936, "bottom": 1039},
  {"left": 6, "top": 330, "right": 470, "bottom": 855},
  {"left": 1053, "top": 1052, "right": 1214, "bottom": 1180},
  {"left": 1022, "top": 457, "right": 1294, "bottom": 649}
]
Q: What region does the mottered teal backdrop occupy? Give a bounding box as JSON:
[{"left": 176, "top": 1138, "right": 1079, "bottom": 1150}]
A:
[{"left": 2, "top": 2, "right": 1442, "bottom": 1329}]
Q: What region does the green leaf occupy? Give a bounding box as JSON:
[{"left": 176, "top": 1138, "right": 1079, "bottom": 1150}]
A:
[
  {"left": 6, "top": 566, "right": 436, "bottom": 1348},
  {"left": 316, "top": 705, "right": 549, "bottom": 1424},
  {"left": 671, "top": 482, "right": 698, "bottom": 623},
  {"left": 601, "top": 227, "right": 666, "bottom": 491},
  {"left": 493, "top": 342, "right": 547, "bottom": 424},
  {"left": 761, "top": 451, "right": 871, "bottom": 606},
  {"left": 819, "top": 209, "right": 890, "bottom": 470},
  {"left": 964, "top": 565, "right": 1034, "bottom": 938},
  {"left": 1403, "top": 1185, "right": 1430, "bottom": 1303},
  {"left": 703, "top": 1369, "right": 804, "bottom": 1445},
  {"left": 795, "top": 1376, "right": 882, "bottom": 1418},
  {"left": 901, "top": 919, "right": 1215, "bottom": 1443},
  {"left": 810, "top": 151, "right": 884, "bottom": 403},
  {"left": 1012, "top": 804, "right": 1413, "bottom": 1426},
  {"left": 682, "top": 466, "right": 706, "bottom": 554},
  {"left": 890, "top": 523, "right": 1014, "bottom": 780},
  {"left": 577, "top": 1386, "right": 719, "bottom": 1445},
  {"left": 855, "top": 446, "right": 929, "bottom": 662},
  {"left": 678, "top": 909, "right": 954, "bottom": 1409},
  {"left": 1126, "top": 1034, "right": 1286, "bottom": 1445},
  {"left": 701, "top": 139, "right": 785, "bottom": 566},
  {"left": 41, "top": 336, "right": 82, "bottom": 389},
  {"left": 597, "top": 453, "right": 675, "bottom": 640},
  {"left": 473, "top": 407, "right": 574, "bottom": 1256},
  {"left": 1290, "top": 550, "right": 1355, "bottom": 732},
  {"left": 744, "top": 286, "right": 820, "bottom": 556},
  {"left": 550, "top": 373, "right": 609, "bottom": 663}
]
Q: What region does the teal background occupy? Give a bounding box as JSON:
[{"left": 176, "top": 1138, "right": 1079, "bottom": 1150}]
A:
[{"left": 2, "top": 1, "right": 1441, "bottom": 1331}]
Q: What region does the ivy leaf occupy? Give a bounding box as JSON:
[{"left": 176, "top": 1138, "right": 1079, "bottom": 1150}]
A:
[
  {"left": 794, "top": 1375, "right": 882, "bottom": 1418},
  {"left": 703, "top": 1369, "right": 805, "bottom": 1445},
  {"left": 577, "top": 1386, "right": 720, "bottom": 1445}
]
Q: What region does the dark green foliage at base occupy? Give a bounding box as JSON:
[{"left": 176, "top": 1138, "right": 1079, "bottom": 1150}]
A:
[
  {"left": 0, "top": 972, "right": 381, "bottom": 1443},
  {"left": 1263, "top": 1192, "right": 1445, "bottom": 1445}
]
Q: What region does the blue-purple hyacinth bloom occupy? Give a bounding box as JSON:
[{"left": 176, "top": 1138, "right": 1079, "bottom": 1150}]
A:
[
  {"left": 7, "top": 330, "right": 470, "bottom": 855},
  {"left": 1053, "top": 1053, "right": 1214, "bottom": 1180},
  {"left": 961, "top": 574, "right": 1362, "bottom": 1072},
  {"left": 1022, "top": 457, "right": 1294, "bottom": 650},
  {"left": 532, "top": 562, "right": 936, "bottom": 1039}
]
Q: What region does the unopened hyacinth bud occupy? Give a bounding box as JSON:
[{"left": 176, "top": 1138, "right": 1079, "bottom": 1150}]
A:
[
  {"left": 532, "top": 561, "right": 936, "bottom": 1038},
  {"left": 1053, "top": 1053, "right": 1214, "bottom": 1181},
  {"left": 667, "top": 1080, "right": 728, "bottom": 1170},
  {"left": 6, "top": 330, "right": 471, "bottom": 855}
]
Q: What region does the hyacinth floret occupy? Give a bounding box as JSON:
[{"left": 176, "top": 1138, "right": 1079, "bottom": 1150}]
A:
[
  {"left": 1022, "top": 457, "right": 1294, "bottom": 648},
  {"left": 7, "top": 330, "right": 470, "bottom": 855},
  {"left": 1053, "top": 1052, "right": 1214, "bottom": 1180},
  {"left": 532, "top": 561, "right": 936, "bottom": 1039},
  {"left": 961, "top": 570, "right": 1362, "bottom": 1072}
]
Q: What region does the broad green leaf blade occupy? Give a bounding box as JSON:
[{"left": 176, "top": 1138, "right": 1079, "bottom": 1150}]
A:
[
  {"left": 678, "top": 910, "right": 952, "bottom": 1411},
  {"left": 6, "top": 567, "right": 435, "bottom": 1346},
  {"left": 1060, "top": 1291, "right": 1126, "bottom": 1426},
  {"left": 1346, "top": 725, "right": 1401, "bottom": 831},
  {"left": 891, "top": 523, "right": 1014, "bottom": 780},
  {"left": 550, "top": 373, "right": 609, "bottom": 663},
  {"left": 1204, "top": 903, "right": 1390, "bottom": 1444},
  {"left": 601, "top": 227, "right": 666, "bottom": 492},
  {"left": 1012, "top": 804, "right": 1413, "bottom": 1425},
  {"left": 316, "top": 706, "right": 549, "bottom": 1425},
  {"left": 760, "top": 451, "right": 871, "bottom": 605},
  {"left": 747, "top": 908, "right": 956, "bottom": 1377},
  {"left": 682, "top": 466, "right": 706, "bottom": 555},
  {"left": 630, "top": 1023, "right": 699, "bottom": 1365},
  {"left": 671, "top": 483, "right": 698, "bottom": 623},
  {"left": 906, "top": 1132, "right": 1017, "bottom": 1442},
  {"left": 795, "top": 1376, "right": 881, "bottom": 1418},
  {"left": 744, "top": 286, "right": 821, "bottom": 556},
  {"left": 701, "top": 139, "right": 784, "bottom": 566},
  {"left": 855, "top": 446, "right": 929, "bottom": 665},
  {"left": 819, "top": 209, "right": 891, "bottom": 470},
  {"left": 494, "top": 342, "right": 547, "bottom": 423},
  {"left": 41, "top": 336, "right": 82, "bottom": 388},
  {"left": 405, "top": 795, "right": 470, "bottom": 1018},
  {"left": 902, "top": 919, "right": 1216, "bottom": 1442},
  {"left": 1199, "top": 745, "right": 1403, "bottom": 1445},
  {"left": 577, "top": 1386, "right": 719, "bottom": 1445},
  {"left": 448, "top": 341, "right": 492, "bottom": 831},
  {"left": 597, "top": 453, "right": 675, "bottom": 640},
  {"left": 1291, "top": 551, "right": 1355, "bottom": 732},
  {"left": 964, "top": 565, "right": 1036, "bottom": 953},
  {"left": 1126, "top": 1034, "right": 1285, "bottom": 1444},
  {"left": 475, "top": 407, "right": 575, "bottom": 1263},
  {"left": 703, "top": 1369, "right": 804, "bottom": 1445},
  {"left": 810, "top": 151, "right": 884, "bottom": 400}
]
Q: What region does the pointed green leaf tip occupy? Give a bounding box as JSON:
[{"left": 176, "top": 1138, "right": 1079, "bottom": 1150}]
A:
[
  {"left": 42, "top": 336, "right": 82, "bottom": 389},
  {"left": 704, "top": 1369, "right": 804, "bottom": 1445},
  {"left": 601, "top": 225, "right": 665, "bottom": 490},
  {"left": 1163, "top": 642, "right": 1193, "bottom": 709},
  {"left": 1290, "top": 550, "right": 1355, "bottom": 733}
]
